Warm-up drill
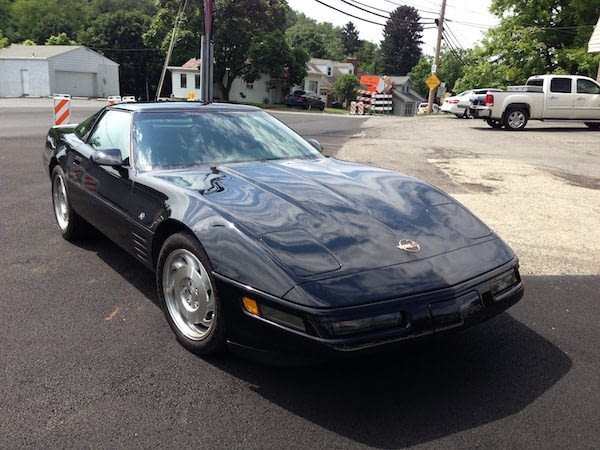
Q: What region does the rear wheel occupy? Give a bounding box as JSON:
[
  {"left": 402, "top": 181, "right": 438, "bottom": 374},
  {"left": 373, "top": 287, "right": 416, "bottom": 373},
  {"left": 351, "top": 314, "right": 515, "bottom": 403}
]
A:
[
  {"left": 486, "top": 119, "right": 503, "bottom": 129},
  {"left": 51, "top": 166, "right": 87, "bottom": 241},
  {"left": 305, "top": 103, "right": 312, "bottom": 111},
  {"left": 503, "top": 108, "right": 528, "bottom": 131},
  {"left": 319, "top": 104, "right": 325, "bottom": 111},
  {"left": 156, "top": 232, "right": 225, "bottom": 356},
  {"left": 584, "top": 122, "right": 600, "bottom": 130}
]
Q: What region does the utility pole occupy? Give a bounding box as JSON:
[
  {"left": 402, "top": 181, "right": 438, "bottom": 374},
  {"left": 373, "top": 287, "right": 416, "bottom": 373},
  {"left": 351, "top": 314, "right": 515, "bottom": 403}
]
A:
[
  {"left": 200, "top": 0, "right": 214, "bottom": 103},
  {"left": 155, "top": 0, "right": 187, "bottom": 101},
  {"left": 427, "top": 0, "right": 447, "bottom": 113}
]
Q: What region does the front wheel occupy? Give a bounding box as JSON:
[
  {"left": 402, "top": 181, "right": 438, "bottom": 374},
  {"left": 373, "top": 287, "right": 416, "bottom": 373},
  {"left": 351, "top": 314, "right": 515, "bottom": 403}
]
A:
[
  {"left": 305, "top": 103, "right": 312, "bottom": 111},
  {"left": 486, "top": 119, "right": 503, "bottom": 129},
  {"left": 503, "top": 108, "right": 528, "bottom": 131},
  {"left": 51, "top": 166, "right": 87, "bottom": 240},
  {"left": 584, "top": 122, "right": 600, "bottom": 130},
  {"left": 156, "top": 232, "right": 226, "bottom": 356}
]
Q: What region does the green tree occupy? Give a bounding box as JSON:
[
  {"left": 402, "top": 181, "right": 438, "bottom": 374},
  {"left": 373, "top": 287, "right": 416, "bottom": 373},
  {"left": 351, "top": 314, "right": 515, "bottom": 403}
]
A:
[
  {"left": 78, "top": 11, "right": 162, "bottom": 99},
  {"left": 46, "top": 32, "right": 77, "bottom": 45},
  {"left": 147, "top": 0, "right": 306, "bottom": 101},
  {"left": 455, "top": 0, "right": 600, "bottom": 89},
  {"left": 22, "top": 39, "right": 35, "bottom": 45},
  {"left": 331, "top": 73, "right": 359, "bottom": 106},
  {"left": 408, "top": 55, "right": 433, "bottom": 98},
  {"left": 381, "top": 6, "right": 423, "bottom": 75},
  {"left": 355, "top": 40, "right": 383, "bottom": 74},
  {"left": 285, "top": 13, "right": 345, "bottom": 61},
  {"left": 0, "top": 30, "right": 9, "bottom": 48},
  {"left": 10, "top": 0, "right": 86, "bottom": 42},
  {"left": 342, "top": 21, "right": 360, "bottom": 56}
]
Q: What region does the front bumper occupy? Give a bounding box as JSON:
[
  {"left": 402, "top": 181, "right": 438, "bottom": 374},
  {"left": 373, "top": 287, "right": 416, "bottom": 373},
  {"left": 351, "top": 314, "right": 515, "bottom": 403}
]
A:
[{"left": 215, "top": 259, "right": 523, "bottom": 364}]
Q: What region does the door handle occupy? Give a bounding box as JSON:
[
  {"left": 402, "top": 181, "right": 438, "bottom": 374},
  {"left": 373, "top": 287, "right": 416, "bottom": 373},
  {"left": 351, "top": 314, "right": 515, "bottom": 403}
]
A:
[
  {"left": 73, "top": 155, "right": 83, "bottom": 164},
  {"left": 549, "top": 96, "right": 558, "bottom": 100},
  {"left": 576, "top": 96, "right": 585, "bottom": 100}
]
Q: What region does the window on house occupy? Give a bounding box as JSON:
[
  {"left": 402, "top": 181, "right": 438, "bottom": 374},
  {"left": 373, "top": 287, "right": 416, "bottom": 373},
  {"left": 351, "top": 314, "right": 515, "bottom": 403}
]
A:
[
  {"left": 327, "top": 66, "right": 332, "bottom": 76},
  {"left": 195, "top": 74, "right": 200, "bottom": 89},
  {"left": 180, "top": 73, "right": 187, "bottom": 88},
  {"left": 246, "top": 83, "right": 254, "bottom": 89},
  {"left": 308, "top": 80, "right": 318, "bottom": 92}
]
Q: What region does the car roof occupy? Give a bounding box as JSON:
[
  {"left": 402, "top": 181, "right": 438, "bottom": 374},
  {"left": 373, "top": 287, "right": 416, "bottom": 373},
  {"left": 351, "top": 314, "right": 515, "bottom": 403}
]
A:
[{"left": 110, "top": 101, "right": 262, "bottom": 113}]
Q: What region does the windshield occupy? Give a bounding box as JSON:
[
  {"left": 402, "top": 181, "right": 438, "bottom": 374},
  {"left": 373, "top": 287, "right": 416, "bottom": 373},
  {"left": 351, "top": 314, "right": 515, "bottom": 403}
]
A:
[{"left": 133, "top": 111, "right": 320, "bottom": 170}]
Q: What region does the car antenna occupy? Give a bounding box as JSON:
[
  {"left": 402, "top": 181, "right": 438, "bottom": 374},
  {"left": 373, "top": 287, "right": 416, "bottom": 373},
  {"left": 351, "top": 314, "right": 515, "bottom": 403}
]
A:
[{"left": 200, "top": 0, "right": 214, "bottom": 104}]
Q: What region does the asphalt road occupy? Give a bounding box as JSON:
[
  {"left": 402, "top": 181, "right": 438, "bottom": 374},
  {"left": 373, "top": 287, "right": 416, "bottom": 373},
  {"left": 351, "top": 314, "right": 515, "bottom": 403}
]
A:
[{"left": 0, "top": 101, "right": 598, "bottom": 448}]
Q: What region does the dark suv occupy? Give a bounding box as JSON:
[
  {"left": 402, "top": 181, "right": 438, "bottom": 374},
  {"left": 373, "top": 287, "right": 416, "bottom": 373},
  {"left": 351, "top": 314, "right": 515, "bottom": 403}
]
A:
[{"left": 283, "top": 90, "right": 326, "bottom": 111}]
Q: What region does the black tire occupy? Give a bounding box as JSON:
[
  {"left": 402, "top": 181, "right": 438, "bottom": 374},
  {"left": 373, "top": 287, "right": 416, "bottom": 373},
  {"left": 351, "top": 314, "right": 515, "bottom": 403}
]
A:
[
  {"left": 503, "top": 108, "right": 528, "bottom": 131},
  {"left": 319, "top": 104, "right": 325, "bottom": 111},
  {"left": 584, "top": 122, "right": 600, "bottom": 130},
  {"left": 51, "top": 166, "right": 88, "bottom": 241},
  {"left": 305, "top": 103, "right": 312, "bottom": 111},
  {"left": 486, "top": 119, "right": 503, "bottom": 129},
  {"left": 156, "top": 232, "right": 226, "bottom": 356}
]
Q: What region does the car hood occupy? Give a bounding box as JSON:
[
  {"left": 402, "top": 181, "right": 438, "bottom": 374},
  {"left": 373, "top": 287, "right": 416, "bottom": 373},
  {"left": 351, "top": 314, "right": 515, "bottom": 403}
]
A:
[{"left": 150, "top": 157, "right": 500, "bottom": 283}]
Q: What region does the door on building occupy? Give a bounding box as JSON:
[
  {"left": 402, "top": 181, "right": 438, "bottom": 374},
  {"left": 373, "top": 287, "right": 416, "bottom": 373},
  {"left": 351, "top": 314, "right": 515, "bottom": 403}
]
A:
[
  {"left": 20, "top": 70, "right": 30, "bottom": 96},
  {"left": 404, "top": 103, "right": 414, "bottom": 116}
]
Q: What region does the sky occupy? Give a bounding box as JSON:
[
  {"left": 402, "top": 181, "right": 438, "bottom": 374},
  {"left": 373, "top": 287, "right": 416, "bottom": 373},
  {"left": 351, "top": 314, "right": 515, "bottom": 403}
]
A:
[{"left": 287, "top": 0, "right": 499, "bottom": 55}]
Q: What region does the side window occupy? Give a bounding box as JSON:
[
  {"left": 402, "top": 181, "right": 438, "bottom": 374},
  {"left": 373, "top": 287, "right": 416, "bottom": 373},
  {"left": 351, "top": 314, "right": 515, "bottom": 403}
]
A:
[
  {"left": 550, "top": 78, "right": 572, "bottom": 93},
  {"left": 577, "top": 79, "right": 600, "bottom": 94},
  {"left": 195, "top": 74, "right": 200, "bottom": 89},
  {"left": 74, "top": 109, "right": 104, "bottom": 139},
  {"left": 180, "top": 73, "right": 187, "bottom": 88},
  {"left": 87, "top": 110, "right": 132, "bottom": 163}
]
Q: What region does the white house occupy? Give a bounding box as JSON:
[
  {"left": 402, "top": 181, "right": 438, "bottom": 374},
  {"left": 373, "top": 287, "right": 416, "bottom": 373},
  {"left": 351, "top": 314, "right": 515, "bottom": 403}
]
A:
[
  {"left": 0, "top": 45, "right": 119, "bottom": 98},
  {"left": 589, "top": 16, "right": 600, "bottom": 81},
  {"left": 168, "top": 58, "right": 287, "bottom": 104},
  {"left": 294, "top": 58, "right": 357, "bottom": 105}
]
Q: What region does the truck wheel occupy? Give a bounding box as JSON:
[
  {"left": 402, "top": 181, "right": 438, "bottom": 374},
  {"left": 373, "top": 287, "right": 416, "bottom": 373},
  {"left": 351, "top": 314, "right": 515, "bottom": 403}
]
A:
[
  {"left": 486, "top": 119, "right": 503, "bottom": 129},
  {"left": 584, "top": 122, "right": 600, "bottom": 130},
  {"left": 503, "top": 108, "right": 528, "bottom": 131}
]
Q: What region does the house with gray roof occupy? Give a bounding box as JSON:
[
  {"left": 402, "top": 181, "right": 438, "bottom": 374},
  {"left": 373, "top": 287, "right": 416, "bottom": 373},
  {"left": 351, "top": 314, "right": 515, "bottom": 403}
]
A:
[
  {"left": 388, "top": 76, "right": 426, "bottom": 116},
  {"left": 0, "top": 45, "right": 119, "bottom": 97},
  {"left": 294, "top": 58, "right": 357, "bottom": 106}
]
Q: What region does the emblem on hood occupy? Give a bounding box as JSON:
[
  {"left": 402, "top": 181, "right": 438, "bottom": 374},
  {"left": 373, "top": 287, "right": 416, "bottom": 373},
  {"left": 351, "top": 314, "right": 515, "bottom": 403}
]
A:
[{"left": 397, "top": 239, "right": 420, "bottom": 253}]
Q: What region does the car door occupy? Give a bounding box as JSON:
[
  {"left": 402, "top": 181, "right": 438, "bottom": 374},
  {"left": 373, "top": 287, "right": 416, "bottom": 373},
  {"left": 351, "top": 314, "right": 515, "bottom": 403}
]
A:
[
  {"left": 574, "top": 78, "right": 600, "bottom": 120},
  {"left": 545, "top": 77, "right": 575, "bottom": 119},
  {"left": 70, "top": 109, "right": 135, "bottom": 249}
]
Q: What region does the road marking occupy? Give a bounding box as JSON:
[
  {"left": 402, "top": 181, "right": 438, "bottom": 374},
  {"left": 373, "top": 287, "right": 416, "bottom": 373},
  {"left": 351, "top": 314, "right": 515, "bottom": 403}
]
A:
[{"left": 105, "top": 306, "right": 123, "bottom": 321}]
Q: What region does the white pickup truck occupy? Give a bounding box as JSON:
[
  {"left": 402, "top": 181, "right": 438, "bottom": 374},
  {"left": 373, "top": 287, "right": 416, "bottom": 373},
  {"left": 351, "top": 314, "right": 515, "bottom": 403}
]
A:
[{"left": 469, "top": 74, "right": 600, "bottom": 130}]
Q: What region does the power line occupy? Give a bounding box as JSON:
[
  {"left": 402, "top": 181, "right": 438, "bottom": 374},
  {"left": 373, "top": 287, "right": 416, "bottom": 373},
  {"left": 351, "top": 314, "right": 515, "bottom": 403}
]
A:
[
  {"left": 345, "top": 0, "right": 392, "bottom": 15},
  {"left": 379, "top": 0, "right": 439, "bottom": 15},
  {"left": 313, "top": 0, "right": 434, "bottom": 27},
  {"left": 444, "top": 22, "right": 466, "bottom": 51},
  {"left": 338, "top": 0, "right": 390, "bottom": 19}
]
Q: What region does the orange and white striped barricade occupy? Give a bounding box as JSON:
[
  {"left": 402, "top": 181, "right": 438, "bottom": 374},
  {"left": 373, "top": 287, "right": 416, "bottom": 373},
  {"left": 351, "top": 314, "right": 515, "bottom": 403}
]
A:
[
  {"left": 357, "top": 101, "right": 365, "bottom": 115},
  {"left": 53, "top": 94, "right": 71, "bottom": 126},
  {"left": 350, "top": 101, "right": 357, "bottom": 114}
]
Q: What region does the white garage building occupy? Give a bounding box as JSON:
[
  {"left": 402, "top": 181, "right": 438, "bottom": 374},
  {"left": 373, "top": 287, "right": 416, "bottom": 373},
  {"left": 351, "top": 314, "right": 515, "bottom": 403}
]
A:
[{"left": 0, "top": 45, "right": 119, "bottom": 98}]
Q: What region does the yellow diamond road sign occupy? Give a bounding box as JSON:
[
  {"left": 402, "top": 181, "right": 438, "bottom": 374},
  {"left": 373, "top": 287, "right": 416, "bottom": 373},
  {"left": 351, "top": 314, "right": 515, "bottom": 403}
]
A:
[{"left": 425, "top": 73, "right": 441, "bottom": 90}]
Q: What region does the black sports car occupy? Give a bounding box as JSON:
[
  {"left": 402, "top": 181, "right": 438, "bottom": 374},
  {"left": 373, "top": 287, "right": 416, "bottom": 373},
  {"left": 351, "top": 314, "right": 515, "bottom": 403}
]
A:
[{"left": 43, "top": 102, "right": 523, "bottom": 362}]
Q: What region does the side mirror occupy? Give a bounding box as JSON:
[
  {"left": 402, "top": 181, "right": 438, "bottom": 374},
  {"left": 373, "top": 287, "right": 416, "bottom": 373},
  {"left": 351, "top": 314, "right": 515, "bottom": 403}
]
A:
[
  {"left": 307, "top": 138, "right": 323, "bottom": 153},
  {"left": 91, "top": 148, "right": 123, "bottom": 166}
]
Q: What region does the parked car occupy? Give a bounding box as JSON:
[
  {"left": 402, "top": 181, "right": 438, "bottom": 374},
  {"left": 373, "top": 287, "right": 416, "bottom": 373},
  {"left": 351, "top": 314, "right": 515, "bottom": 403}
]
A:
[
  {"left": 283, "top": 90, "right": 326, "bottom": 111},
  {"left": 107, "top": 95, "right": 121, "bottom": 105},
  {"left": 470, "top": 75, "right": 600, "bottom": 130},
  {"left": 121, "top": 95, "right": 136, "bottom": 103},
  {"left": 417, "top": 102, "right": 440, "bottom": 114},
  {"left": 43, "top": 102, "right": 523, "bottom": 362},
  {"left": 441, "top": 91, "right": 472, "bottom": 117}
]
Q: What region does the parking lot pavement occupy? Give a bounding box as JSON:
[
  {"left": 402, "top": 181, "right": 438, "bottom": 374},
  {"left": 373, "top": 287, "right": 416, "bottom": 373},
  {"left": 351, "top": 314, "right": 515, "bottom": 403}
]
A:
[
  {"left": 0, "top": 101, "right": 599, "bottom": 448},
  {"left": 337, "top": 115, "right": 600, "bottom": 277}
]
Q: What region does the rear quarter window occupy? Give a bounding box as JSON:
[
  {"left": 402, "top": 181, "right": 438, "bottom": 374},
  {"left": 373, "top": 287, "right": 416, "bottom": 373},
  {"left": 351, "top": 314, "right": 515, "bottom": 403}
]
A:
[{"left": 550, "top": 78, "right": 572, "bottom": 93}]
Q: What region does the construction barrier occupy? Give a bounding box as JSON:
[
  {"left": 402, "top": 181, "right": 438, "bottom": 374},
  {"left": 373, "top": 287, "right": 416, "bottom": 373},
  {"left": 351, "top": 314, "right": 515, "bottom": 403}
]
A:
[
  {"left": 357, "top": 102, "right": 364, "bottom": 115},
  {"left": 355, "top": 90, "right": 392, "bottom": 115},
  {"left": 53, "top": 94, "right": 71, "bottom": 126},
  {"left": 349, "top": 101, "right": 357, "bottom": 114}
]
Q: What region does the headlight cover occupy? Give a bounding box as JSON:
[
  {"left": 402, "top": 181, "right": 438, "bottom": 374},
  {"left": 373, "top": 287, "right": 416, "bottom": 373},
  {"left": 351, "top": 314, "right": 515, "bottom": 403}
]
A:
[
  {"left": 491, "top": 269, "right": 519, "bottom": 298},
  {"left": 324, "top": 312, "right": 404, "bottom": 337}
]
